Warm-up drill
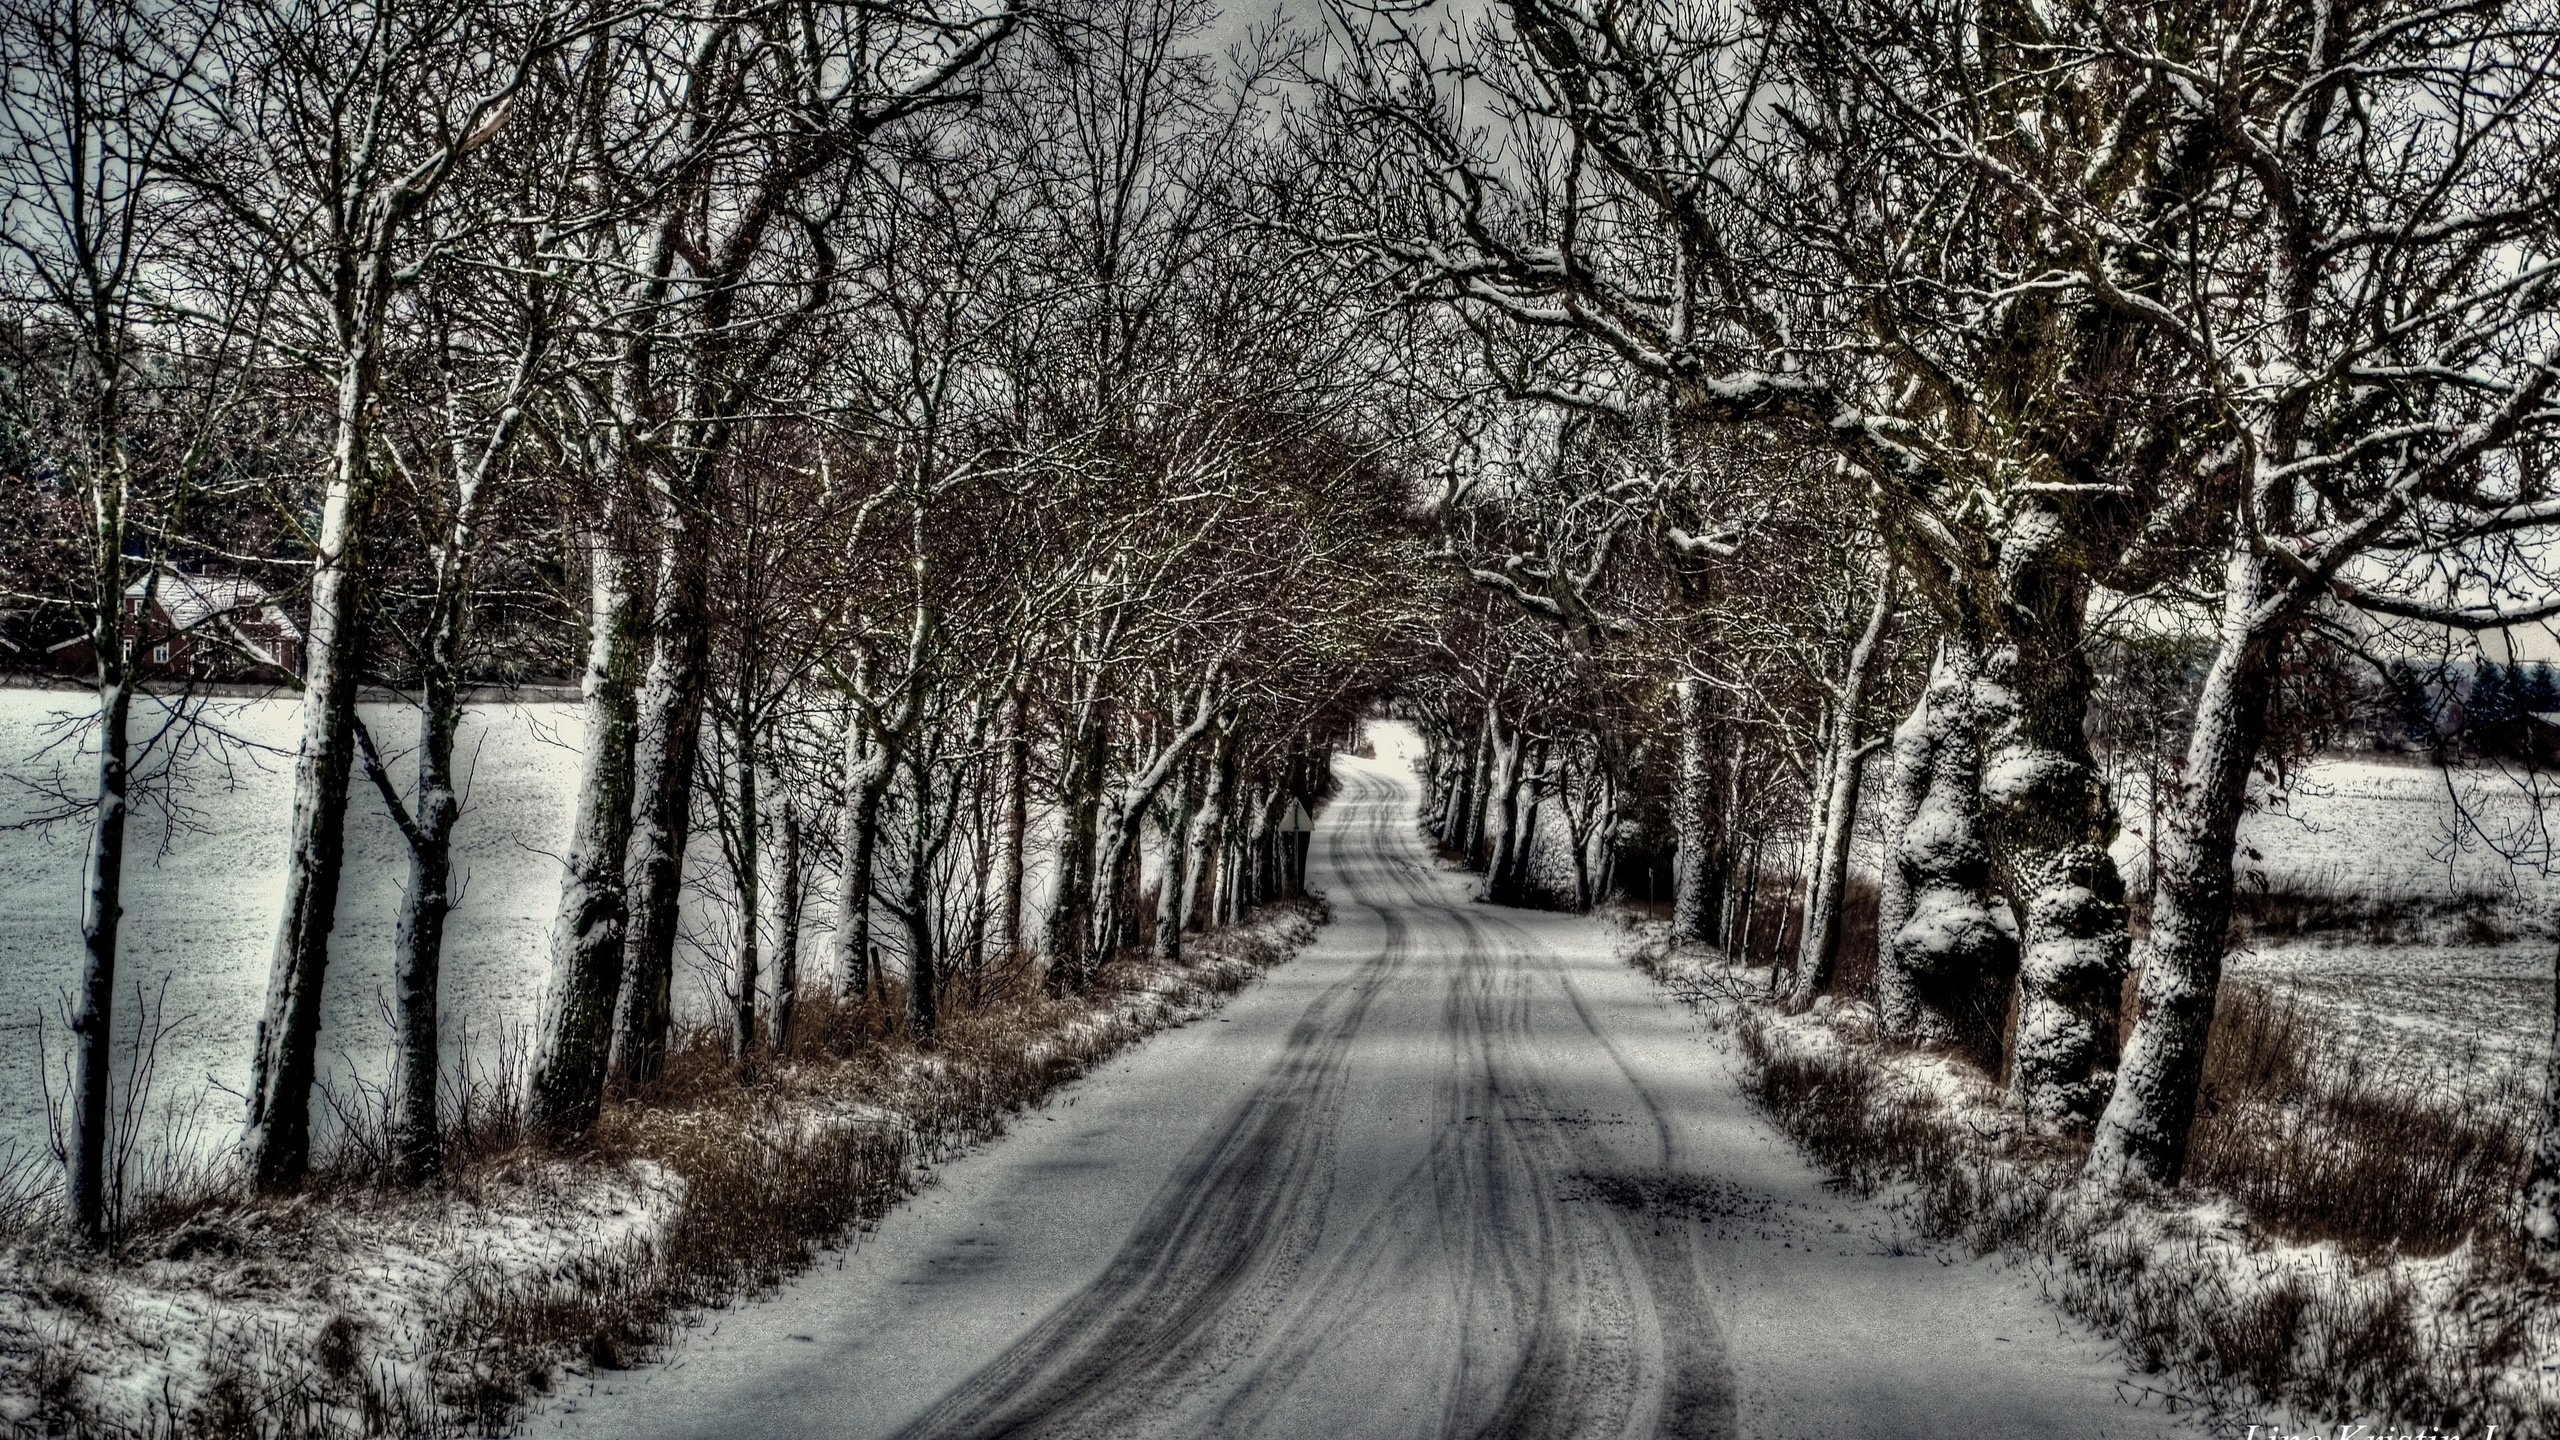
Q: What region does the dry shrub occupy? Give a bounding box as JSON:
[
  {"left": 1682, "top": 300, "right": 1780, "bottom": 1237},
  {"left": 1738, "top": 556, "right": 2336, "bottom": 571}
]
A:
[
  {"left": 1719, "top": 877, "right": 1878, "bottom": 1001},
  {"left": 2185, "top": 982, "right": 2533, "bottom": 1258}
]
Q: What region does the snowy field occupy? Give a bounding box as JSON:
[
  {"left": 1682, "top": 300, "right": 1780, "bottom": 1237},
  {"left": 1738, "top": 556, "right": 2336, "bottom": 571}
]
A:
[
  {"left": 5, "top": 678, "right": 2556, "bottom": 1184},
  {"left": 0, "top": 688, "right": 595, "bottom": 1175}
]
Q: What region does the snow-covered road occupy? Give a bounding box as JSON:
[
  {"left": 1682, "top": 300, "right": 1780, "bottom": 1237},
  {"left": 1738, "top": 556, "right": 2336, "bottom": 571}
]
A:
[{"left": 542, "top": 748, "right": 2195, "bottom": 1440}]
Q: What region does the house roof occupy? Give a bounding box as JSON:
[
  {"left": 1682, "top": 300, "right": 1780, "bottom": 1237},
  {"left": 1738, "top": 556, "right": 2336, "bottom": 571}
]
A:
[
  {"left": 125, "top": 571, "right": 301, "bottom": 643},
  {"left": 124, "top": 569, "right": 301, "bottom": 670}
]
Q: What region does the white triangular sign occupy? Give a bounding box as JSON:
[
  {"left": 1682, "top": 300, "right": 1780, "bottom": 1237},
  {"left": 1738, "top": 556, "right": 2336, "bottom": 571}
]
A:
[{"left": 1281, "top": 799, "right": 1314, "bottom": 834}]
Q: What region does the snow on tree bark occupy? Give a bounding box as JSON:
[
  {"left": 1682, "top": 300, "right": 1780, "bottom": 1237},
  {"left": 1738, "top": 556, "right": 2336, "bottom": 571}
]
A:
[
  {"left": 616, "top": 523, "right": 714, "bottom": 1093},
  {"left": 2088, "top": 551, "right": 2283, "bottom": 1182},
  {"left": 1788, "top": 561, "right": 1896, "bottom": 1008},
  {"left": 71, "top": 664, "right": 133, "bottom": 1239},
  {"left": 1045, "top": 700, "right": 1111, "bottom": 991},
  {"left": 1878, "top": 643, "right": 2015, "bottom": 1067},
  {"left": 531, "top": 535, "right": 644, "bottom": 1141},
  {"left": 246, "top": 354, "right": 384, "bottom": 1191},
  {"left": 1974, "top": 516, "right": 2131, "bottom": 1130},
  {"left": 834, "top": 729, "right": 893, "bottom": 1000},
  {"left": 773, "top": 801, "right": 806, "bottom": 1052},
  {"left": 1669, "top": 678, "right": 1726, "bottom": 946}
]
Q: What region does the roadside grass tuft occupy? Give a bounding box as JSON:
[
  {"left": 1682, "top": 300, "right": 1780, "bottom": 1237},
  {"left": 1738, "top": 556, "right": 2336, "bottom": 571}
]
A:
[
  {"left": 2183, "top": 982, "right": 2535, "bottom": 1259},
  {"left": 1690, "top": 956, "right": 2560, "bottom": 1434}
]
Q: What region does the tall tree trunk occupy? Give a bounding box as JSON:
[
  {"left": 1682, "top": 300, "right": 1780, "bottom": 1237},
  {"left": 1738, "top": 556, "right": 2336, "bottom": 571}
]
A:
[
  {"left": 2088, "top": 551, "right": 2284, "bottom": 1182},
  {"left": 615, "top": 526, "right": 713, "bottom": 1094},
  {"left": 1484, "top": 724, "right": 1525, "bottom": 903},
  {"left": 835, "top": 732, "right": 892, "bottom": 1000},
  {"left": 905, "top": 757, "right": 938, "bottom": 1045},
  {"left": 773, "top": 801, "right": 805, "bottom": 1052},
  {"left": 1155, "top": 759, "right": 1201, "bottom": 961},
  {"left": 1878, "top": 641, "right": 2017, "bottom": 1071},
  {"left": 246, "top": 348, "right": 383, "bottom": 1191},
  {"left": 530, "top": 532, "right": 645, "bottom": 1140},
  {"left": 1669, "top": 678, "right": 1726, "bottom": 945},
  {"left": 1439, "top": 722, "right": 1476, "bottom": 847},
  {"left": 1185, "top": 723, "right": 1238, "bottom": 933},
  {"left": 1788, "top": 563, "right": 1898, "bottom": 1007},
  {"left": 1874, "top": 682, "right": 1926, "bottom": 1007},
  {"left": 69, "top": 576, "right": 138, "bottom": 1241},
  {"left": 733, "top": 743, "right": 761, "bottom": 1065},
  {"left": 1462, "top": 721, "right": 1494, "bottom": 864},
  {"left": 1092, "top": 685, "right": 1220, "bottom": 957},
  {"left": 1976, "top": 526, "right": 2132, "bottom": 1131},
  {"left": 1502, "top": 740, "right": 1547, "bottom": 902},
  {"left": 995, "top": 681, "right": 1029, "bottom": 958},
  {"left": 1045, "top": 701, "right": 1111, "bottom": 992},
  {"left": 389, "top": 673, "right": 461, "bottom": 1183}
]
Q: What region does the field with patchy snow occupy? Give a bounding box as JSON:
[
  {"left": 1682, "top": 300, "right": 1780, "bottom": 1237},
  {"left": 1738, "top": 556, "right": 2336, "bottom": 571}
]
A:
[{"left": 2135, "top": 757, "right": 2560, "bottom": 1073}]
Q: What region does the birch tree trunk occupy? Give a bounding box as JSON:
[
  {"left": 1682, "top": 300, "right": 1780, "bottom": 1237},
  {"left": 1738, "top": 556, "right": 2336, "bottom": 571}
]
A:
[
  {"left": 247, "top": 313, "right": 388, "bottom": 1191},
  {"left": 70, "top": 564, "right": 138, "bottom": 1240},
  {"left": 773, "top": 801, "right": 805, "bottom": 1052},
  {"left": 530, "top": 533, "right": 644, "bottom": 1140}
]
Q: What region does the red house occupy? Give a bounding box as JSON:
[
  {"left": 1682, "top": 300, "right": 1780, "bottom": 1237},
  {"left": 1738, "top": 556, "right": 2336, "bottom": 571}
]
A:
[{"left": 47, "top": 570, "right": 303, "bottom": 681}]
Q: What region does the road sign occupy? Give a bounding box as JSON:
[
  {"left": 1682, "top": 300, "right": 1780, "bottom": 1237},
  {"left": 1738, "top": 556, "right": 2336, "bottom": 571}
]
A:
[{"left": 1280, "top": 799, "right": 1314, "bottom": 834}]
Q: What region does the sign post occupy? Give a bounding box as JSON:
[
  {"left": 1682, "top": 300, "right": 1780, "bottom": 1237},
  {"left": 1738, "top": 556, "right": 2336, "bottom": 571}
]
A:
[{"left": 1279, "top": 798, "right": 1315, "bottom": 895}]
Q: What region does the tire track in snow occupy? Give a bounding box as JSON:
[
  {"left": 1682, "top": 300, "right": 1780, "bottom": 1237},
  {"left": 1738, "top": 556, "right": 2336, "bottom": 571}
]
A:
[
  {"left": 885, "top": 768, "right": 1416, "bottom": 1439},
  {"left": 888, "top": 763, "right": 1735, "bottom": 1439}
]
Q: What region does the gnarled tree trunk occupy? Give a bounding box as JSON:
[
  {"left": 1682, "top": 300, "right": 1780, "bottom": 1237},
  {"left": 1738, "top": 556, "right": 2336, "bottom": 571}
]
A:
[
  {"left": 1976, "top": 521, "right": 2132, "bottom": 1131},
  {"left": 1878, "top": 642, "right": 2016, "bottom": 1070}
]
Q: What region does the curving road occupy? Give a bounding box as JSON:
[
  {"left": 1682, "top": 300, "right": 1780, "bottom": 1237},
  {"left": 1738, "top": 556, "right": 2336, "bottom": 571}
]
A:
[{"left": 546, "top": 737, "right": 2196, "bottom": 1440}]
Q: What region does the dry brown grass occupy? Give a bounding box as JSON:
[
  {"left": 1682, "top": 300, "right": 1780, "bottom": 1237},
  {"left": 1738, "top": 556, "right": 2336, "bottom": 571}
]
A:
[{"left": 2183, "top": 982, "right": 2536, "bottom": 1259}]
